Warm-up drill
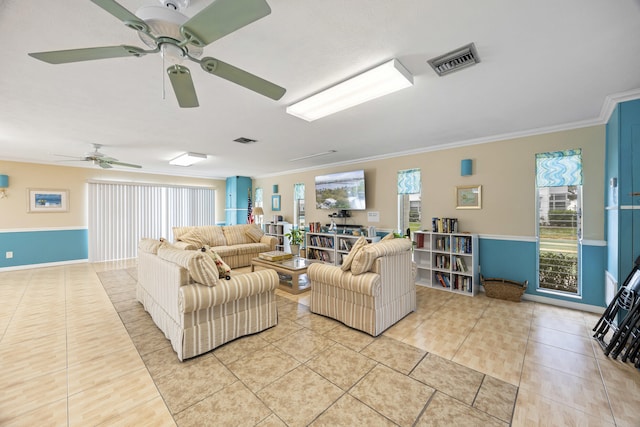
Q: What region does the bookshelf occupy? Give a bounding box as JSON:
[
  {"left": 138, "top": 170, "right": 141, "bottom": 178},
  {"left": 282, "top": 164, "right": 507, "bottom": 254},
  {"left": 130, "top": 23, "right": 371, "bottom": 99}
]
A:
[
  {"left": 306, "top": 232, "right": 380, "bottom": 265},
  {"left": 413, "top": 231, "right": 479, "bottom": 296},
  {"left": 263, "top": 222, "right": 292, "bottom": 252}
]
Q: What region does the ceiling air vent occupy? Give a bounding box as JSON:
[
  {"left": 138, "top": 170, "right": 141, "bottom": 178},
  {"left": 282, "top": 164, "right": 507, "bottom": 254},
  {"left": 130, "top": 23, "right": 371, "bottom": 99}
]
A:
[
  {"left": 427, "top": 43, "right": 480, "bottom": 77},
  {"left": 233, "top": 137, "right": 257, "bottom": 144}
]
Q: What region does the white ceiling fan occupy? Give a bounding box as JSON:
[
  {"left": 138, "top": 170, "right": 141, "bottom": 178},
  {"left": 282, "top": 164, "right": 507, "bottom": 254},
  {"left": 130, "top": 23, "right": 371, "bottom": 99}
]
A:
[
  {"left": 55, "top": 144, "right": 142, "bottom": 169},
  {"left": 28, "top": 0, "right": 286, "bottom": 108}
]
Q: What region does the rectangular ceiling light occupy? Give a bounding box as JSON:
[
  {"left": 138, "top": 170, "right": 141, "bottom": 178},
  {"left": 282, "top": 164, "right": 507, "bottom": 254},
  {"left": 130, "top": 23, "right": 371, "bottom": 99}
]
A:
[
  {"left": 286, "top": 59, "right": 413, "bottom": 122},
  {"left": 169, "top": 152, "right": 207, "bottom": 166}
]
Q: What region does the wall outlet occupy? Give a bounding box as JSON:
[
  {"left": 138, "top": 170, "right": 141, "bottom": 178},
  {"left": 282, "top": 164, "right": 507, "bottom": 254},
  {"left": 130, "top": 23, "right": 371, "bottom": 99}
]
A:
[{"left": 6, "top": 251, "right": 13, "bottom": 259}]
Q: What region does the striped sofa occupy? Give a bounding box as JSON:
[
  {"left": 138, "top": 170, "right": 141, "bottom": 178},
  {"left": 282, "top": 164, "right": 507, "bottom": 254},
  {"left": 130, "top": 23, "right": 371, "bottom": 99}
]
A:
[
  {"left": 172, "top": 224, "right": 277, "bottom": 269},
  {"left": 308, "top": 238, "right": 416, "bottom": 336},
  {"left": 137, "top": 240, "right": 278, "bottom": 361}
]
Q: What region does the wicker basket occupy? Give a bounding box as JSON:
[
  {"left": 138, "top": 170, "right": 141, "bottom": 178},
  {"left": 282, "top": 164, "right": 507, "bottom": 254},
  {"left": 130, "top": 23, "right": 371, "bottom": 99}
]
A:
[{"left": 481, "top": 275, "right": 528, "bottom": 302}]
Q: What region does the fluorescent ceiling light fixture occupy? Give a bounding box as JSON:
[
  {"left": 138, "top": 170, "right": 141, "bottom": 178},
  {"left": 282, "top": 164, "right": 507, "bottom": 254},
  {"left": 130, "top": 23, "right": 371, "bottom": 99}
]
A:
[
  {"left": 286, "top": 59, "right": 413, "bottom": 122},
  {"left": 169, "top": 152, "right": 207, "bottom": 166},
  {"left": 289, "top": 150, "right": 337, "bottom": 162}
]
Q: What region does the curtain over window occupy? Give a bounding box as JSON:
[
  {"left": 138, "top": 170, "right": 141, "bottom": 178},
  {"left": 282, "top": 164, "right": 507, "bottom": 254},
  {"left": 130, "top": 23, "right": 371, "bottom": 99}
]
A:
[
  {"left": 535, "top": 149, "right": 583, "bottom": 187},
  {"left": 88, "top": 181, "right": 215, "bottom": 262},
  {"left": 255, "top": 187, "right": 263, "bottom": 207},
  {"left": 397, "top": 168, "right": 421, "bottom": 194},
  {"left": 294, "top": 183, "right": 305, "bottom": 200}
]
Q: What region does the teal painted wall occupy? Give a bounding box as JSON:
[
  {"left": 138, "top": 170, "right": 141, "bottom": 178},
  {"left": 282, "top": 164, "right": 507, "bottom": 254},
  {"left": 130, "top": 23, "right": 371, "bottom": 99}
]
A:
[
  {"left": 0, "top": 229, "right": 88, "bottom": 268},
  {"left": 479, "top": 237, "right": 606, "bottom": 308}
]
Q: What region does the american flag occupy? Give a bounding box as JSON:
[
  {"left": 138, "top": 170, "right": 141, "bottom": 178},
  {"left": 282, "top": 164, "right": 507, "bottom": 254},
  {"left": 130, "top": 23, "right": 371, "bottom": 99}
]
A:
[{"left": 247, "top": 189, "right": 254, "bottom": 224}]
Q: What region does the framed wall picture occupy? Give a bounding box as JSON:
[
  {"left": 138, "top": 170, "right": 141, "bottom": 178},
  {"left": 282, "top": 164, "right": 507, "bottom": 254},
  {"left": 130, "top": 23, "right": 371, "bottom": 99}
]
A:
[
  {"left": 28, "top": 189, "right": 69, "bottom": 213},
  {"left": 272, "top": 194, "right": 281, "bottom": 211},
  {"left": 456, "top": 185, "right": 481, "bottom": 209}
]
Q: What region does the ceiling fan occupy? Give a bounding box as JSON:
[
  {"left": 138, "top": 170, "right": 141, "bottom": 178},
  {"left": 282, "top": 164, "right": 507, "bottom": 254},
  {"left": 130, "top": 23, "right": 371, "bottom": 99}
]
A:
[
  {"left": 28, "top": 0, "right": 286, "bottom": 108},
  {"left": 56, "top": 144, "right": 142, "bottom": 169}
]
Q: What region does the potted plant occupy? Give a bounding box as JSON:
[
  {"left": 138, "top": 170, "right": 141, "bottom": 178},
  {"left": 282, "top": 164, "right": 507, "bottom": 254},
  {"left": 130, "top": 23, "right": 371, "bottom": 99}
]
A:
[{"left": 285, "top": 229, "right": 304, "bottom": 256}]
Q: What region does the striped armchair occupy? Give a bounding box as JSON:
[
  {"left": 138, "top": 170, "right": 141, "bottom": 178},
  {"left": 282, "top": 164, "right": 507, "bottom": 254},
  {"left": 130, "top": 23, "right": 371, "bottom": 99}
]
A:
[{"left": 308, "top": 238, "right": 416, "bottom": 336}]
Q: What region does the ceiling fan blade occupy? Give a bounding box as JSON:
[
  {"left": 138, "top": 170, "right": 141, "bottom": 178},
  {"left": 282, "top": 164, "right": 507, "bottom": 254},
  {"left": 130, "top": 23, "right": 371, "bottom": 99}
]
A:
[
  {"left": 90, "top": 0, "right": 149, "bottom": 33},
  {"left": 29, "top": 45, "right": 147, "bottom": 64},
  {"left": 53, "top": 154, "right": 84, "bottom": 160},
  {"left": 97, "top": 161, "right": 113, "bottom": 169},
  {"left": 108, "top": 161, "right": 142, "bottom": 169},
  {"left": 181, "top": 0, "right": 271, "bottom": 47},
  {"left": 200, "top": 57, "right": 285, "bottom": 100},
  {"left": 167, "top": 65, "right": 199, "bottom": 108}
]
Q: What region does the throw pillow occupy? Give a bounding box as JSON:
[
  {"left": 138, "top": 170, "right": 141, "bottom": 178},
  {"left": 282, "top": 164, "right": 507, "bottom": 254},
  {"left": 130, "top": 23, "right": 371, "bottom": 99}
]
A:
[
  {"left": 350, "top": 245, "right": 378, "bottom": 275},
  {"left": 245, "top": 224, "right": 264, "bottom": 243},
  {"left": 138, "top": 238, "right": 163, "bottom": 254},
  {"left": 340, "top": 236, "right": 368, "bottom": 271},
  {"left": 157, "top": 246, "right": 218, "bottom": 286},
  {"left": 176, "top": 229, "right": 206, "bottom": 248},
  {"left": 201, "top": 246, "right": 231, "bottom": 280},
  {"left": 381, "top": 232, "right": 395, "bottom": 241}
]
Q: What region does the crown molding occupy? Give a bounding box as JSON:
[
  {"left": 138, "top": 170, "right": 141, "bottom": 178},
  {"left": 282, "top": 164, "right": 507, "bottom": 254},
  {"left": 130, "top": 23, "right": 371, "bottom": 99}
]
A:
[{"left": 258, "top": 89, "right": 640, "bottom": 179}]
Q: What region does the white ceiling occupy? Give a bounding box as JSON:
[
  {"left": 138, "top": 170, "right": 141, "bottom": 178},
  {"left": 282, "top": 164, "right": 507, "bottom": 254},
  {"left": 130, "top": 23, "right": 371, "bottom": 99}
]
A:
[{"left": 1, "top": 0, "right": 640, "bottom": 179}]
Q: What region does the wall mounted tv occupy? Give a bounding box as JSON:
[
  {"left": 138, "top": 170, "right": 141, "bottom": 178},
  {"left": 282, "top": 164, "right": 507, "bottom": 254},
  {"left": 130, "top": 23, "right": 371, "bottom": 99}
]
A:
[{"left": 315, "top": 170, "right": 366, "bottom": 210}]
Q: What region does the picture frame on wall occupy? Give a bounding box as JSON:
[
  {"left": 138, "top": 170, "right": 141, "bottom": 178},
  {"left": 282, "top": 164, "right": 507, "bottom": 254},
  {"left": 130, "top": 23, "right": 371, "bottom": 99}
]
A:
[
  {"left": 455, "top": 185, "right": 481, "bottom": 209},
  {"left": 27, "top": 189, "right": 69, "bottom": 213},
  {"left": 272, "top": 194, "right": 281, "bottom": 211}
]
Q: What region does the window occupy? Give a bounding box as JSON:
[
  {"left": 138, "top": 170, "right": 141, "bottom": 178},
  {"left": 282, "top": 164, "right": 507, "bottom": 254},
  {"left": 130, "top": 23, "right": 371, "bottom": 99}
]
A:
[
  {"left": 397, "top": 168, "right": 421, "bottom": 235},
  {"left": 88, "top": 181, "right": 215, "bottom": 262},
  {"left": 293, "top": 183, "right": 305, "bottom": 230},
  {"left": 535, "top": 150, "right": 582, "bottom": 295}
]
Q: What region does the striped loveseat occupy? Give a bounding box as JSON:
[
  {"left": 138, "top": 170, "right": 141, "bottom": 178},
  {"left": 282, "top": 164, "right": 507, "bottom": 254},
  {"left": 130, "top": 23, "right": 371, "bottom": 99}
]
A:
[
  {"left": 172, "top": 224, "right": 277, "bottom": 269},
  {"left": 308, "top": 238, "right": 415, "bottom": 336},
  {"left": 137, "top": 240, "right": 278, "bottom": 361}
]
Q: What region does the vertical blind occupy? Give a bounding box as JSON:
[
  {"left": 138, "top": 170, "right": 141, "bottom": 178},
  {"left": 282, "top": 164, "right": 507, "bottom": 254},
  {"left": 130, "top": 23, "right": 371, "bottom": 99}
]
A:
[
  {"left": 88, "top": 181, "right": 215, "bottom": 262},
  {"left": 535, "top": 149, "right": 583, "bottom": 187},
  {"left": 397, "top": 168, "right": 421, "bottom": 194}
]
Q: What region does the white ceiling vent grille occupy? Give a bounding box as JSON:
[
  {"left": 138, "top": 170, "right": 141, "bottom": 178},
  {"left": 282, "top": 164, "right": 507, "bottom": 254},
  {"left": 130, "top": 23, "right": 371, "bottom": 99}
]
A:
[
  {"left": 427, "top": 43, "right": 480, "bottom": 76},
  {"left": 233, "top": 137, "right": 257, "bottom": 144}
]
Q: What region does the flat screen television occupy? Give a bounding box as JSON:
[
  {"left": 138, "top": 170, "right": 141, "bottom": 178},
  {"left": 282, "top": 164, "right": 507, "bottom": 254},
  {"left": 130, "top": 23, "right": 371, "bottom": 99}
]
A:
[{"left": 315, "top": 170, "right": 366, "bottom": 210}]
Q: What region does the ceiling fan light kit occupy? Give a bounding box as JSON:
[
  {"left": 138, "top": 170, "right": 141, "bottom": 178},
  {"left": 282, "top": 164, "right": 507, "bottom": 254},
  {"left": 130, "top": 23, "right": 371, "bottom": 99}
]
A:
[
  {"left": 28, "top": 0, "right": 286, "bottom": 107},
  {"left": 169, "top": 152, "right": 207, "bottom": 166},
  {"left": 286, "top": 58, "right": 413, "bottom": 122}
]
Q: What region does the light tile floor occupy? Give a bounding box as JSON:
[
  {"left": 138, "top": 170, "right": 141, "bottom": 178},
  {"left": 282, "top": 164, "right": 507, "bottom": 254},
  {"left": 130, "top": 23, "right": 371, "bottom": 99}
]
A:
[{"left": 1, "top": 261, "right": 639, "bottom": 426}]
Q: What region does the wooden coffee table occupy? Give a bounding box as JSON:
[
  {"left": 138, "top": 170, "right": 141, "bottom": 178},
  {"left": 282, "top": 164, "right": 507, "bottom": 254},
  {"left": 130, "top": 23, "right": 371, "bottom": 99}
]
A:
[{"left": 251, "top": 257, "right": 317, "bottom": 294}]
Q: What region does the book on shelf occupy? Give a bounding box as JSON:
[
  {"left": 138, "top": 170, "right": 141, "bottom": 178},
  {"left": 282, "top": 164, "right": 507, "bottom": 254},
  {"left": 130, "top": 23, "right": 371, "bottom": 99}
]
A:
[
  {"left": 431, "top": 217, "right": 458, "bottom": 233},
  {"left": 259, "top": 251, "right": 293, "bottom": 261},
  {"left": 453, "top": 236, "right": 472, "bottom": 253},
  {"left": 436, "top": 273, "right": 446, "bottom": 287},
  {"left": 455, "top": 257, "right": 467, "bottom": 272}
]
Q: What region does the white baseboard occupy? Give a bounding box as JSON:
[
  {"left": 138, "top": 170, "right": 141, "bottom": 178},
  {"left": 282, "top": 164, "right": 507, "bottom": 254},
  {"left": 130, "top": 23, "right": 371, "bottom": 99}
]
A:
[
  {"left": 521, "top": 293, "right": 605, "bottom": 314},
  {"left": 0, "top": 259, "right": 88, "bottom": 272}
]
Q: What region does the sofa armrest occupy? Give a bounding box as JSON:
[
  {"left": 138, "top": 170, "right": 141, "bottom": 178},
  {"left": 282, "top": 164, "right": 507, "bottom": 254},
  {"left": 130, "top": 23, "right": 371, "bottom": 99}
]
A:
[
  {"left": 308, "top": 263, "right": 380, "bottom": 296},
  {"left": 260, "top": 234, "right": 278, "bottom": 251},
  {"left": 179, "top": 269, "right": 278, "bottom": 313}
]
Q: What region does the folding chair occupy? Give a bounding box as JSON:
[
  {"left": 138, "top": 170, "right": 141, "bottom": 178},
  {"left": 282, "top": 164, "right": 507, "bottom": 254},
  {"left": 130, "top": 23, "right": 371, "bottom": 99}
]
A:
[{"left": 593, "top": 256, "right": 640, "bottom": 354}]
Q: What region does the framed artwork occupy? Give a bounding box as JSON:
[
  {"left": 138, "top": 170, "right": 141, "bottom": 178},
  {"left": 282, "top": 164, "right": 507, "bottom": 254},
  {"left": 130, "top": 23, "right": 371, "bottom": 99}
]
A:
[
  {"left": 271, "top": 194, "right": 281, "bottom": 211},
  {"left": 28, "top": 189, "right": 69, "bottom": 213},
  {"left": 456, "top": 185, "right": 481, "bottom": 209}
]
